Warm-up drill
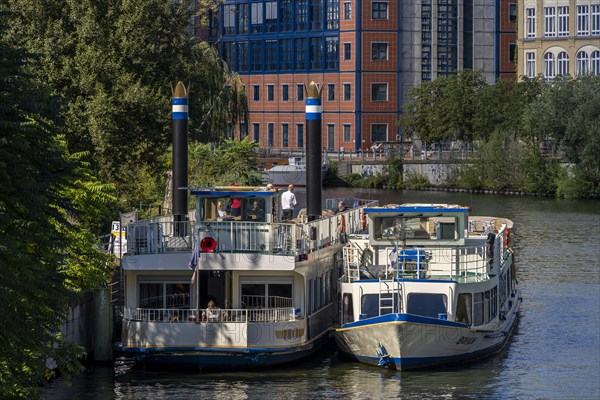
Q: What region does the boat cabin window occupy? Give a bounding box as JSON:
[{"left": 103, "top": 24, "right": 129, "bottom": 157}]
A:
[
  {"left": 342, "top": 293, "right": 354, "bottom": 323},
  {"left": 241, "top": 281, "right": 292, "bottom": 308},
  {"left": 455, "top": 293, "right": 472, "bottom": 324},
  {"left": 246, "top": 199, "right": 265, "bottom": 221},
  {"left": 406, "top": 293, "right": 447, "bottom": 318},
  {"left": 473, "top": 292, "right": 484, "bottom": 325},
  {"left": 139, "top": 282, "right": 190, "bottom": 309},
  {"left": 373, "top": 216, "right": 457, "bottom": 240},
  {"left": 201, "top": 196, "right": 270, "bottom": 222}
]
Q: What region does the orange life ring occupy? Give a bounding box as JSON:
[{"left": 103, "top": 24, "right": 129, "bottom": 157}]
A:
[{"left": 360, "top": 209, "right": 367, "bottom": 231}]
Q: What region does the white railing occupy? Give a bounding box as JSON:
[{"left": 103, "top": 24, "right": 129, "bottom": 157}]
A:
[
  {"left": 241, "top": 295, "right": 293, "bottom": 308},
  {"left": 125, "top": 307, "right": 298, "bottom": 323},
  {"left": 124, "top": 199, "right": 377, "bottom": 257}
]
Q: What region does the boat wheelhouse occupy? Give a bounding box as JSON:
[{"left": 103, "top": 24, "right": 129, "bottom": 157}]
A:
[
  {"left": 335, "top": 204, "right": 522, "bottom": 370},
  {"left": 115, "top": 186, "right": 376, "bottom": 369}
]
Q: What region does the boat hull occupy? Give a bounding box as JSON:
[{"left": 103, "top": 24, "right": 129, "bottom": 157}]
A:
[
  {"left": 116, "top": 331, "right": 331, "bottom": 370},
  {"left": 335, "top": 297, "right": 521, "bottom": 370}
]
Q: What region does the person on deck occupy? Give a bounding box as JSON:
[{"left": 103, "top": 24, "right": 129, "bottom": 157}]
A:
[
  {"left": 335, "top": 201, "right": 348, "bottom": 214},
  {"left": 281, "top": 184, "right": 297, "bottom": 220}
]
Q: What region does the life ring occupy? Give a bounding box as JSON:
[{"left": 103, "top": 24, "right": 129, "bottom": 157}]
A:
[
  {"left": 504, "top": 228, "right": 510, "bottom": 247},
  {"left": 360, "top": 209, "right": 367, "bottom": 231}
]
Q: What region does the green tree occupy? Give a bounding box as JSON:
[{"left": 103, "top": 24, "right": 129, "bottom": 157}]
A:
[
  {"left": 4, "top": 0, "right": 245, "bottom": 209},
  {"left": 0, "top": 10, "right": 115, "bottom": 398}
]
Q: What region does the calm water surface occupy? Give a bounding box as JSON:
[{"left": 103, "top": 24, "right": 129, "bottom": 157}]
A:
[{"left": 43, "top": 189, "right": 600, "bottom": 399}]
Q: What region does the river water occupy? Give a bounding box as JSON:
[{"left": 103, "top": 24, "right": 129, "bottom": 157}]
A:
[{"left": 43, "top": 189, "right": 600, "bottom": 399}]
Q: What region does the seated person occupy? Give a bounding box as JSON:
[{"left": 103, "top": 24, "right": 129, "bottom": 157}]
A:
[
  {"left": 203, "top": 300, "right": 221, "bottom": 322},
  {"left": 217, "top": 201, "right": 226, "bottom": 218},
  {"left": 247, "top": 200, "right": 264, "bottom": 221}
]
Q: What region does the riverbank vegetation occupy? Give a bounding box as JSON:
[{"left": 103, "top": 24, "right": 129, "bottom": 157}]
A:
[{"left": 344, "top": 72, "right": 599, "bottom": 199}]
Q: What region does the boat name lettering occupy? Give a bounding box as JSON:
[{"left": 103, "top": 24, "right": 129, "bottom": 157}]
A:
[{"left": 456, "top": 336, "right": 477, "bottom": 345}]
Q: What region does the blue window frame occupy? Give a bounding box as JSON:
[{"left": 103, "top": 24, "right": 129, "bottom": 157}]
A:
[
  {"left": 238, "top": 3, "right": 249, "bottom": 34},
  {"left": 282, "top": 84, "right": 289, "bottom": 101},
  {"left": 325, "top": 37, "right": 339, "bottom": 70},
  {"left": 372, "top": 2, "right": 388, "bottom": 20},
  {"left": 251, "top": 41, "right": 263, "bottom": 71},
  {"left": 310, "top": 0, "right": 323, "bottom": 30},
  {"left": 344, "top": 42, "right": 351, "bottom": 61},
  {"left": 267, "top": 85, "right": 274, "bottom": 101},
  {"left": 268, "top": 123, "right": 274, "bottom": 147},
  {"left": 296, "top": 0, "right": 308, "bottom": 30},
  {"left": 253, "top": 85, "right": 260, "bottom": 101},
  {"left": 224, "top": 4, "right": 236, "bottom": 35},
  {"left": 282, "top": 123, "right": 289, "bottom": 147},
  {"left": 253, "top": 123, "right": 260, "bottom": 142},
  {"left": 251, "top": 2, "right": 263, "bottom": 33},
  {"left": 297, "top": 124, "right": 304, "bottom": 147},
  {"left": 297, "top": 84, "right": 305, "bottom": 101},
  {"left": 265, "top": 40, "right": 277, "bottom": 71},
  {"left": 310, "top": 37, "right": 323, "bottom": 70},
  {"left": 237, "top": 42, "right": 249, "bottom": 72},
  {"left": 295, "top": 38, "right": 309, "bottom": 71},
  {"left": 280, "top": 39, "right": 292, "bottom": 71},
  {"left": 343, "top": 83, "right": 351, "bottom": 101},
  {"left": 280, "top": 0, "right": 293, "bottom": 31},
  {"left": 327, "top": 83, "right": 335, "bottom": 101},
  {"left": 326, "top": 0, "right": 340, "bottom": 29},
  {"left": 265, "top": 1, "right": 278, "bottom": 32}
]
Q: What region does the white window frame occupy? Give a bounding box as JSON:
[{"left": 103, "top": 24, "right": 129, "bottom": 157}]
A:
[
  {"left": 371, "top": 82, "right": 388, "bottom": 101},
  {"left": 591, "top": 5, "right": 600, "bottom": 35},
  {"left": 372, "top": 1, "right": 388, "bottom": 20},
  {"left": 592, "top": 50, "right": 600, "bottom": 75},
  {"left": 526, "top": 8, "right": 536, "bottom": 38},
  {"left": 576, "top": 51, "right": 589, "bottom": 75},
  {"left": 544, "top": 7, "right": 556, "bottom": 37},
  {"left": 343, "top": 2, "right": 352, "bottom": 20},
  {"left": 544, "top": 52, "right": 556, "bottom": 81},
  {"left": 577, "top": 5, "right": 589, "bottom": 36},
  {"left": 557, "top": 51, "right": 569, "bottom": 76},
  {"left": 558, "top": 6, "right": 569, "bottom": 37},
  {"left": 371, "top": 42, "right": 388, "bottom": 61},
  {"left": 525, "top": 51, "right": 536, "bottom": 78}
]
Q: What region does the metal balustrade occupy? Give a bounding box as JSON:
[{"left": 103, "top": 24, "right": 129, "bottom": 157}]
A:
[{"left": 125, "top": 307, "right": 298, "bottom": 323}]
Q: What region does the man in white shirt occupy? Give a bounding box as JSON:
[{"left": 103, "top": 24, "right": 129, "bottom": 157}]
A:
[{"left": 281, "top": 184, "right": 297, "bottom": 220}]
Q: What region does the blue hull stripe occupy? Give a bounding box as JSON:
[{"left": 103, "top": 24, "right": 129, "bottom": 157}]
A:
[{"left": 339, "top": 313, "right": 470, "bottom": 330}]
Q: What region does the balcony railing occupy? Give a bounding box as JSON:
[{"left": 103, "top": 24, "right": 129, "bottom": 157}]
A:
[{"left": 124, "top": 307, "right": 299, "bottom": 323}]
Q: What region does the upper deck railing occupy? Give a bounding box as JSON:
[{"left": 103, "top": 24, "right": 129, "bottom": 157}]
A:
[
  {"left": 124, "top": 199, "right": 378, "bottom": 257},
  {"left": 125, "top": 306, "right": 298, "bottom": 323}
]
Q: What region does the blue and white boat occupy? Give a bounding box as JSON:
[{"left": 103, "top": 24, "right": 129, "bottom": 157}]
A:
[
  {"left": 115, "top": 185, "right": 375, "bottom": 369},
  {"left": 334, "top": 204, "right": 521, "bottom": 370}
]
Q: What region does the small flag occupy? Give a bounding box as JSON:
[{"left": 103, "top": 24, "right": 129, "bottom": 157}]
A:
[{"left": 389, "top": 246, "right": 398, "bottom": 269}]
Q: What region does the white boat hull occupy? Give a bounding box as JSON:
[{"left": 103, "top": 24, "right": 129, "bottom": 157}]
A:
[{"left": 335, "top": 295, "right": 521, "bottom": 370}]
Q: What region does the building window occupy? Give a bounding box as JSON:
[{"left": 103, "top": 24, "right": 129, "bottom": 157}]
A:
[
  {"left": 343, "top": 83, "right": 351, "bottom": 101},
  {"left": 326, "top": 0, "right": 340, "bottom": 29},
  {"left": 252, "top": 123, "right": 260, "bottom": 142},
  {"left": 251, "top": 40, "right": 263, "bottom": 71},
  {"left": 265, "top": 1, "right": 278, "bottom": 32},
  {"left": 509, "top": 3, "right": 517, "bottom": 22},
  {"left": 297, "top": 124, "right": 304, "bottom": 147},
  {"left": 558, "top": 7, "right": 569, "bottom": 37},
  {"left": 343, "top": 124, "right": 351, "bottom": 142},
  {"left": 240, "top": 122, "right": 248, "bottom": 140},
  {"left": 295, "top": 38, "right": 309, "bottom": 70},
  {"left": 578, "top": 5, "right": 590, "bottom": 36},
  {"left": 372, "top": 1, "right": 388, "bottom": 20},
  {"left": 325, "top": 36, "right": 339, "bottom": 70},
  {"left": 251, "top": 2, "right": 264, "bottom": 33},
  {"left": 557, "top": 52, "right": 569, "bottom": 76},
  {"left": 268, "top": 123, "right": 274, "bottom": 147},
  {"left": 509, "top": 43, "right": 516, "bottom": 63},
  {"left": 237, "top": 3, "right": 249, "bottom": 34},
  {"left": 282, "top": 84, "right": 289, "bottom": 101},
  {"left": 297, "top": 84, "right": 304, "bottom": 101},
  {"left": 576, "top": 51, "right": 589, "bottom": 75},
  {"left": 371, "top": 124, "right": 387, "bottom": 142},
  {"left": 282, "top": 124, "right": 289, "bottom": 148},
  {"left": 280, "top": 0, "right": 292, "bottom": 31},
  {"left": 265, "top": 40, "right": 277, "bottom": 71},
  {"left": 253, "top": 85, "right": 260, "bottom": 101},
  {"left": 224, "top": 4, "right": 236, "bottom": 35},
  {"left": 310, "top": 37, "right": 323, "bottom": 70},
  {"left": 592, "top": 50, "right": 600, "bottom": 75},
  {"left": 544, "top": 7, "right": 556, "bottom": 37},
  {"left": 280, "top": 39, "right": 292, "bottom": 71},
  {"left": 327, "top": 83, "right": 335, "bottom": 101},
  {"left": 592, "top": 5, "right": 600, "bottom": 35},
  {"left": 343, "top": 42, "right": 352, "bottom": 60},
  {"left": 343, "top": 2, "right": 352, "bottom": 20},
  {"left": 544, "top": 52, "right": 556, "bottom": 81},
  {"left": 371, "top": 83, "right": 388, "bottom": 101},
  {"left": 371, "top": 42, "right": 388, "bottom": 61},
  {"left": 525, "top": 52, "right": 536, "bottom": 78},
  {"left": 237, "top": 42, "right": 249, "bottom": 72},
  {"left": 526, "top": 8, "right": 536, "bottom": 38},
  {"left": 267, "top": 85, "right": 274, "bottom": 101}
]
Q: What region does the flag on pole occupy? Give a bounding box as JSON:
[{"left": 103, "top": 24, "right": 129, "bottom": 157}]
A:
[{"left": 189, "top": 239, "right": 199, "bottom": 284}]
